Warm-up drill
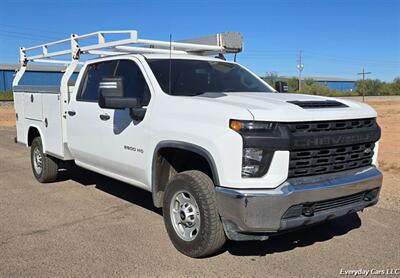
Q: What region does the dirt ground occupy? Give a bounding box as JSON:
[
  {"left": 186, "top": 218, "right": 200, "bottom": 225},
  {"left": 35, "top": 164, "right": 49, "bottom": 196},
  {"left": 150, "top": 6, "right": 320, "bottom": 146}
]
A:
[
  {"left": 0, "top": 98, "right": 398, "bottom": 210},
  {"left": 368, "top": 99, "right": 400, "bottom": 210},
  {"left": 0, "top": 102, "right": 15, "bottom": 127}
]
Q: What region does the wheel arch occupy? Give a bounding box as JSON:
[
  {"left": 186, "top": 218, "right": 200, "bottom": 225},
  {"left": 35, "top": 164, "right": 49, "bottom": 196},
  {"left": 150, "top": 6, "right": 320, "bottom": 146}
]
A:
[
  {"left": 151, "top": 140, "right": 220, "bottom": 208},
  {"left": 27, "top": 125, "right": 45, "bottom": 150}
]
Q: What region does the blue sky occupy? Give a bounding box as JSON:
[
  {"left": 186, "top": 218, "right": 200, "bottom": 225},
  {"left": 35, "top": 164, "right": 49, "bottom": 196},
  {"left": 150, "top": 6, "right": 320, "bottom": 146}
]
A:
[{"left": 0, "top": 0, "right": 399, "bottom": 81}]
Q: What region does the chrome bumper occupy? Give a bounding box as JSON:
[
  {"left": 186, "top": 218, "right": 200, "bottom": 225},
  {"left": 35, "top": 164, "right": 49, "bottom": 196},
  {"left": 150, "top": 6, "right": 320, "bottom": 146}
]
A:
[{"left": 215, "top": 166, "right": 382, "bottom": 241}]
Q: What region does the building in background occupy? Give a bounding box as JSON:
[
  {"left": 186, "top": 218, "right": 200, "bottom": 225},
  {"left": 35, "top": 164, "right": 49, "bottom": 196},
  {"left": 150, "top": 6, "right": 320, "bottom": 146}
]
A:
[
  {"left": 0, "top": 64, "right": 78, "bottom": 92},
  {"left": 308, "top": 76, "right": 356, "bottom": 91},
  {"left": 281, "top": 76, "right": 356, "bottom": 91}
]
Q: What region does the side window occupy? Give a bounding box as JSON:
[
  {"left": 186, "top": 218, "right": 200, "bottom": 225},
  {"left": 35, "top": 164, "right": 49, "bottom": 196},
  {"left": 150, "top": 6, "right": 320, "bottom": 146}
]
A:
[
  {"left": 114, "top": 60, "right": 151, "bottom": 106},
  {"left": 77, "top": 60, "right": 117, "bottom": 101}
]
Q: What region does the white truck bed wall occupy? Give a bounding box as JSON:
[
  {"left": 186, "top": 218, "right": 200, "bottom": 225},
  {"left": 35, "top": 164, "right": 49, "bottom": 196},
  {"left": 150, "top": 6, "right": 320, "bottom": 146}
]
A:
[{"left": 13, "top": 85, "right": 72, "bottom": 160}]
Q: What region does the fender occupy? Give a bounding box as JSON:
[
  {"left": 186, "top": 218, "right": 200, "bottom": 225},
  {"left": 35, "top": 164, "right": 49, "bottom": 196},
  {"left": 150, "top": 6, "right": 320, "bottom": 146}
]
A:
[{"left": 151, "top": 140, "right": 220, "bottom": 206}]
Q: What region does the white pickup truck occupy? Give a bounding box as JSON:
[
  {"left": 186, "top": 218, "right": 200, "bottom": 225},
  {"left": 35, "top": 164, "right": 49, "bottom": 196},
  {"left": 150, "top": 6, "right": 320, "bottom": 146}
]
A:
[{"left": 13, "top": 30, "right": 382, "bottom": 257}]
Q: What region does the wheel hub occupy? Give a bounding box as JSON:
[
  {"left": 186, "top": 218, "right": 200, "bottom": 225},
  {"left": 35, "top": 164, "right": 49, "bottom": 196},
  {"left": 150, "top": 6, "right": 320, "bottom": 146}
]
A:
[
  {"left": 33, "top": 147, "right": 43, "bottom": 174},
  {"left": 170, "top": 191, "right": 200, "bottom": 241}
]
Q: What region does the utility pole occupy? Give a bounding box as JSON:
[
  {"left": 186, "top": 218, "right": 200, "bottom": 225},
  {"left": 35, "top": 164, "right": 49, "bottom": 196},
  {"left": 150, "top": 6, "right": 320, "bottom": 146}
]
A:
[
  {"left": 357, "top": 67, "right": 371, "bottom": 102},
  {"left": 297, "top": 50, "right": 304, "bottom": 91}
]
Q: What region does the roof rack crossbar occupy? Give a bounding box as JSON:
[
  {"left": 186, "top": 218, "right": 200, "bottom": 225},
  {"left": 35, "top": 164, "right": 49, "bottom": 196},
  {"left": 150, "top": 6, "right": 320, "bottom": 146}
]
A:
[{"left": 113, "top": 45, "right": 187, "bottom": 55}]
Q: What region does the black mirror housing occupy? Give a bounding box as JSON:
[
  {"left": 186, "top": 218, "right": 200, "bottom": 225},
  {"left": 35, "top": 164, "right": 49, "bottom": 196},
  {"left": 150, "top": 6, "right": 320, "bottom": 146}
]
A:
[
  {"left": 99, "top": 96, "right": 138, "bottom": 109},
  {"left": 98, "top": 77, "right": 139, "bottom": 109},
  {"left": 275, "top": 81, "right": 289, "bottom": 93}
]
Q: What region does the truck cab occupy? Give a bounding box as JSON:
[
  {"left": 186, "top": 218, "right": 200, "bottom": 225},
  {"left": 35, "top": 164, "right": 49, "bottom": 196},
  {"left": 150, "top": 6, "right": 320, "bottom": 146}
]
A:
[{"left": 13, "top": 30, "right": 382, "bottom": 258}]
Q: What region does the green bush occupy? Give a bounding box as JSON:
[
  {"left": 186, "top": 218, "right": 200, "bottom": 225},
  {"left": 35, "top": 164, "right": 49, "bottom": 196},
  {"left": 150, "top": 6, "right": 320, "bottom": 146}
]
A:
[{"left": 0, "top": 91, "right": 13, "bottom": 101}]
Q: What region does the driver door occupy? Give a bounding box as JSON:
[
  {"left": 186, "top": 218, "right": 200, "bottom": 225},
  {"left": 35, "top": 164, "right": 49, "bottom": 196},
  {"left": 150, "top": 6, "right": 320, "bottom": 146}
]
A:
[{"left": 98, "top": 58, "right": 153, "bottom": 187}]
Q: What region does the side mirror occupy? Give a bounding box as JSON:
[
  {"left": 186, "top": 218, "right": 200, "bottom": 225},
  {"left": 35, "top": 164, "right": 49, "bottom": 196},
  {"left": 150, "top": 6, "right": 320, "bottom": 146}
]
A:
[
  {"left": 275, "top": 81, "right": 288, "bottom": 93},
  {"left": 98, "top": 77, "right": 146, "bottom": 121},
  {"left": 98, "top": 77, "right": 138, "bottom": 109}
]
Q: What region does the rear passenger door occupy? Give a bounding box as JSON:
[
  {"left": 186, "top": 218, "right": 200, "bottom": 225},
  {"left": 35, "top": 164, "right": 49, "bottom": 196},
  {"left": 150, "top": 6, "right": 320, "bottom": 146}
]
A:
[{"left": 67, "top": 60, "right": 118, "bottom": 169}]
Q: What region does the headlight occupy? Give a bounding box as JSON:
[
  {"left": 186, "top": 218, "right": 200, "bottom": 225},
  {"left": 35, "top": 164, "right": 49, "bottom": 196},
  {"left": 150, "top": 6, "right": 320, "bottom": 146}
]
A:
[
  {"left": 230, "top": 120, "right": 277, "bottom": 178},
  {"left": 230, "top": 120, "right": 275, "bottom": 133},
  {"left": 242, "top": 147, "right": 274, "bottom": 177}
]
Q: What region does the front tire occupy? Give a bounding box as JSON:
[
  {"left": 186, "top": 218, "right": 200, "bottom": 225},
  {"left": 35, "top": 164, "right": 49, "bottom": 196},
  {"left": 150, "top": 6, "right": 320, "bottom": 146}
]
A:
[
  {"left": 163, "top": 170, "right": 226, "bottom": 258},
  {"left": 31, "top": 137, "right": 58, "bottom": 183}
]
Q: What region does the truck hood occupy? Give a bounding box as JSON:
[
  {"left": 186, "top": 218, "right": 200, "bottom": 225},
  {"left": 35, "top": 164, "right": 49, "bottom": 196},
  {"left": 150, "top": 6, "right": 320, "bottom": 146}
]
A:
[{"left": 195, "top": 92, "right": 377, "bottom": 122}]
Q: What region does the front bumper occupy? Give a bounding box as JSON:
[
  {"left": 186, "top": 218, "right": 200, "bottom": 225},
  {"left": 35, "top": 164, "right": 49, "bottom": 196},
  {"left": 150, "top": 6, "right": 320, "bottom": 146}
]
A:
[{"left": 215, "top": 166, "right": 382, "bottom": 241}]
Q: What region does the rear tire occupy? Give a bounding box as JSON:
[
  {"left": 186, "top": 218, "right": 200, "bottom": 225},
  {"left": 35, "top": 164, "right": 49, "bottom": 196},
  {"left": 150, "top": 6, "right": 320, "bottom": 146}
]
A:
[
  {"left": 31, "top": 137, "right": 58, "bottom": 183},
  {"left": 163, "top": 170, "right": 226, "bottom": 258}
]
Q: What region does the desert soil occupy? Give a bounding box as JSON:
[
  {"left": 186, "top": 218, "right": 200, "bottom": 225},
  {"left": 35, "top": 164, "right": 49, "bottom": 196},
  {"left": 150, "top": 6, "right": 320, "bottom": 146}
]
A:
[{"left": 0, "top": 98, "right": 398, "bottom": 210}]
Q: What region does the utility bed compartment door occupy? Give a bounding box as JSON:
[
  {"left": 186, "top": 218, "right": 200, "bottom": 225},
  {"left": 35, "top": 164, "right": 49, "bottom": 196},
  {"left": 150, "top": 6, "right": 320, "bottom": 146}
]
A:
[
  {"left": 13, "top": 92, "right": 26, "bottom": 144},
  {"left": 42, "top": 93, "right": 63, "bottom": 156},
  {"left": 24, "top": 93, "right": 43, "bottom": 120}
]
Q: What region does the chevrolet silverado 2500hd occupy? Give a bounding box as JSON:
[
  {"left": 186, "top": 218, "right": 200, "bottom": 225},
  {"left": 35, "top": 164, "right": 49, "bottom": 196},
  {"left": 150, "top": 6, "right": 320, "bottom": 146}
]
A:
[{"left": 13, "top": 31, "right": 382, "bottom": 257}]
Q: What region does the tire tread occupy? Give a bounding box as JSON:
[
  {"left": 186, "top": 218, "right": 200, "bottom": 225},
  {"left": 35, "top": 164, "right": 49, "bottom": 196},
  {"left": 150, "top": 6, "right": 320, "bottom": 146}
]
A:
[
  {"left": 31, "top": 137, "right": 58, "bottom": 183},
  {"left": 163, "top": 170, "right": 226, "bottom": 258}
]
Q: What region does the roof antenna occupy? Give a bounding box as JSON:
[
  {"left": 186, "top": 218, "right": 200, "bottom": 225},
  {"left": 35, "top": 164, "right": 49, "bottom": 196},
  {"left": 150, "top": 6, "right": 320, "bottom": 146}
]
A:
[{"left": 169, "top": 34, "right": 172, "bottom": 95}]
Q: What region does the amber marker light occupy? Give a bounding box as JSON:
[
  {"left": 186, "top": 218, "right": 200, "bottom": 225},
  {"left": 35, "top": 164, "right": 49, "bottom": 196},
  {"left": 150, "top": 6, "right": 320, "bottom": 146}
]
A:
[{"left": 230, "top": 120, "right": 242, "bottom": 132}]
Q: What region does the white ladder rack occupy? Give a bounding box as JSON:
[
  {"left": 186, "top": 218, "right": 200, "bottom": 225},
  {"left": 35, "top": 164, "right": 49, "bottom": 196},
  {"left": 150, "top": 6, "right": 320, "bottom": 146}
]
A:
[{"left": 18, "top": 30, "right": 243, "bottom": 66}]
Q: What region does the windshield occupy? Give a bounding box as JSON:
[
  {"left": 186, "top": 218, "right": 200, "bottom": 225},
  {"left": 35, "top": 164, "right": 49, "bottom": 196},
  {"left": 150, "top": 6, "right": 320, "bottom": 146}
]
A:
[{"left": 147, "top": 59, "right": 273, "bottom": 96}]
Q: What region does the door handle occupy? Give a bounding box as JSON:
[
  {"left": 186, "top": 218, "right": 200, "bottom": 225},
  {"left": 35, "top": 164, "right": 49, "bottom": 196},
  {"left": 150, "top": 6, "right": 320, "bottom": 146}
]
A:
[
  {"left": 68, "top": 110, "right": 76, "bottom": 116},
  {"left": 99, "top": 114, "right": 110, "bottom": 121}
]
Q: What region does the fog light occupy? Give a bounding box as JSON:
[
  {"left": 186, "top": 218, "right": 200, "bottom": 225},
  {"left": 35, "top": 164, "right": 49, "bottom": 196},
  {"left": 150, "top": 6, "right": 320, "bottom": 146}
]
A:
[
  {"left": 364, "top": 189, "right": 379, "bottom": 201},
  {"left": 282, "top": 204, "right": 303, "bottom": 219},
  {"left": 302, "top": 205, "right": 315, "bottom": 217}
]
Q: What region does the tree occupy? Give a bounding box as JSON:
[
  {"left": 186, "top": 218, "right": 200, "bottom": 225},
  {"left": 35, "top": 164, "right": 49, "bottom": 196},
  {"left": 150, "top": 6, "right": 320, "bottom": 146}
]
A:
[
  {"left": 391, "top": 77, "right": 400, "bottom": 94},
  {"left": 258, "top": 74, "right": 400, "bottom": 96},
  {"left": 283, "top": 77, "right": 299, "bottom": 92},
  {"left": 263, "top": 72, "right": 278, "bottom": 87},
  {"left": 358, "top": 79, "right": 384, "bottom": 96},
  {"left": 304, "top": 78, "right": 315, "bottom": 87}
]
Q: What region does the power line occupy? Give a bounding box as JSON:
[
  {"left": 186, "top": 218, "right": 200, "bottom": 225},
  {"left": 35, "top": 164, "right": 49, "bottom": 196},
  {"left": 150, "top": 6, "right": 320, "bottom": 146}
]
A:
[
  {"left": 358, "top": 67, "right": 372, "bottom": 80},
  {"left": 297, "top": 50, "right": 304, "bottom": 91},
  {"left": 0, "top": 23, "right": 68, "bottom": 36},
  {"left": 304, "top": 51, "right": 400, "bottom": 67},
  {"left": 0, "top": 29, "right": 61, "bottom": 40},
  {"left": 0, "top": 32, "right": 53, "bottom": 42}
]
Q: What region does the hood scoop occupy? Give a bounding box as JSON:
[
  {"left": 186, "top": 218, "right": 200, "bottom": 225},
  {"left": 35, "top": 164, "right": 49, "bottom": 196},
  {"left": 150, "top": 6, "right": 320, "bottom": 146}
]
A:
[{"left": 287, "top": 100, "right": 348, "bottom": 109}]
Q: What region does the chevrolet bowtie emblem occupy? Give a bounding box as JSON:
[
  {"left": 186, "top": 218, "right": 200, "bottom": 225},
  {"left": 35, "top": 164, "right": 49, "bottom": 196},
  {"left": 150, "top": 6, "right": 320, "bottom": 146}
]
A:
[{"left": 364, "top": 147, "right": 372, "bottom": 154}]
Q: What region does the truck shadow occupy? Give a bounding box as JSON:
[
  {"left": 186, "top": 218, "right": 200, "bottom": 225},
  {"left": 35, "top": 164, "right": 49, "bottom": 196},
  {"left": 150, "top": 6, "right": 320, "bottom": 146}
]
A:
[
  {"left": 58, "top": 165, "right": 362, "bottom": 257},
  {"left": 58, "top": 165, "right": 162, "bottom": 215},
  {"left": 223, "top": 213, "right": 361, "bottom": 256}
]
